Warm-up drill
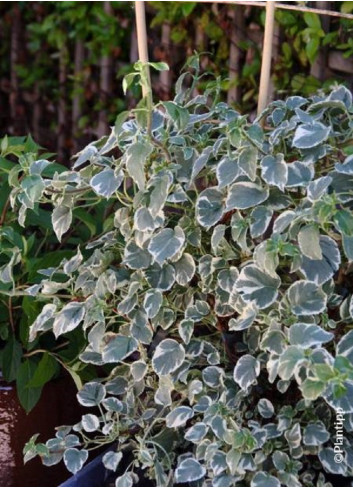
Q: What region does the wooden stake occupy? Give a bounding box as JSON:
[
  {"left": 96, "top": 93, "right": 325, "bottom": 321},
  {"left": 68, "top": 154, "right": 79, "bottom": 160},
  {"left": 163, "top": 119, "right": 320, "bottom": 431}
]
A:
[
  {"left": 257, "top": 1, "right": 276, "bottom": 116},
  {"left": 135, "top": 1, "right": 151, "bottom": 98}
]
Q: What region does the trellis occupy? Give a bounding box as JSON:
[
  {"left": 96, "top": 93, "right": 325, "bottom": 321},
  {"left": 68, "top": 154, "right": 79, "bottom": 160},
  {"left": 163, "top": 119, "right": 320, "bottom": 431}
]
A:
[{"left": 134, "top": 0, "right": 353, "bottom": 115}]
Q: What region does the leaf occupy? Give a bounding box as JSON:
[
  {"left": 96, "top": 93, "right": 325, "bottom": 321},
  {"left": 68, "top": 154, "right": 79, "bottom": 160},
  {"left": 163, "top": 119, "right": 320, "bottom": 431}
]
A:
[
  {"left": 90, "top": 168, "right": 123, "bottom": 198},
  {"left": 334, "top": 209, "right": 353, "bottom": 237},
  {"left": 289, "top": 323, "right": 333, "bottom": 348},
  {"left": 300, "top": 378, "right": 326, "bottom": 400},
  {"left": 64, "top": 448, "right": 88, "bottom": 474},
  {"left": 81, "top": 414, "right": 100, "bottom": 432},
  {"left": 226, "top": 182, "right": 269, "bottom": 210},
  {"left": 298, "top": 224, "right": 322, "bottom": 260},
  {"left": 163, "top": 101, "right": 190, "bottom": 130},
  {"left": 238, "top": 146, "right": 258, "bottom": 181},
  {"left": 166, "top": 406, "right": 194, "bottom": 428},
  {"left": 233, "top": 354, "right": 260, "bottom": 390},
  {"left": 251, "top": 472, "right": 280, "bottom": 487},
  {"left": 175, "top": 458, "right": 206, "bottom": 483},
  {"left": 292, "top": 122, "right": 331, "bottom": 149},
  {"left": 115, "top": 473, "right": 134, "bottom": 487},
  {"left": 250, "top": 206, "right": 273, "bottom": 238},
  {"left": 102, "top": 451, "right": 123, "bottom": 471},
  {"left": 300, "top": 236, "right": 340, "bottom": 285},
  {"left": 174, "top": 253, "right": 195, "bottom": 286},
  {"left": 148, "top": 226, "right": 185, "bottom": 266},
  {"left": 286, "top": 280, "right": 326, "bottom": 316},
  {"left": 196, "top": 187, "right": 224, "bottom": 227},
  {"left": 319, "top": 448, "right": 347, "bottom": 475},
  {"left": 178, "top": 319, "right": 194, "bottom": 344},
  {"left": 77, "top": 382, "right": 106, "bottom": 407},
  {"left": 73, "top": 144, "right": 98, "bottom": 169},
  {"left": 235, "top": 264, "right": 280, "bottom": 309},
  {"left": 185, "top": 422, "right": 208, "bottom": 442},
  {"left": 257, "top": 398, "right": 274, "bottom": 418},
  {"left": 53, "top": 302, "right": 86, "bottom": 338},
  {"left": 152, "top": 339, "right": 185, "bottom": 375},
  {"left": 144, "top": 289, "right": 163, "bottom": 318},
  {"left": 2, "top": 335, "right": 22, "bottom": 382},
  {"left": 303, "top": 422, "right": 329, "bottom": 446},
  {"left": 216, "top": 156, "right": 240, "bottom": 188},
  {"left": 125, "top": 141, "right": 153, "bottom": 190},
  {"left": 261, "top": 154, "right": 288, "bottom": 191},
  {"left": 337, "top": 330, "right": 353, "bottom": 364},
  {"left": 123, "top": 241, "right": 152, "bottom": 270},
  {"left": 228, "top": 302, "right": 258, "bottom": 331},
  {"left": 335, "top": 154, "right": 353, "bottom": 175},
  {"left": 307, "top": 176, "right": 332, "bottom": 202},
  {"left": 102, "top": 335, "right": 138, "bottom": 363},
  {"left": 27, "top": 352, "right": 58, "bottom": 388},
  {"left": 191, "top": 146, "right": 213, "bottom": 180},
  {"left": 52, "top": 206, "right": 72, "bottom": 242},
  {"left": 343, "top": 235, "right": 353, "bottom": 260},
  {"left": 286, "top": 161, "right": 314, "bottom": 187},
  {"left": 16, "top": 359, "right": 42, "bottom": 413},
  {"left": 278, "top": 346, "right": 306, "bottom": 381}
]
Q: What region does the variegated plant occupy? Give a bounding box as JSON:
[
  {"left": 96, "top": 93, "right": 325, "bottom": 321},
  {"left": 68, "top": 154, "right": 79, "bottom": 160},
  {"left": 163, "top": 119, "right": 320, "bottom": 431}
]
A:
[{"left": 7, "top": 60, "right": 353, "bottom": 485}]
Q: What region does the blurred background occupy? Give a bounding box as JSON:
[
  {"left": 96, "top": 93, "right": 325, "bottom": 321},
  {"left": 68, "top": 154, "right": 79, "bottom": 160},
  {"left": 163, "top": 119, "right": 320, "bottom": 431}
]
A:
[{"left": 1, "top": 1, "right": 353, "bottom": 162}]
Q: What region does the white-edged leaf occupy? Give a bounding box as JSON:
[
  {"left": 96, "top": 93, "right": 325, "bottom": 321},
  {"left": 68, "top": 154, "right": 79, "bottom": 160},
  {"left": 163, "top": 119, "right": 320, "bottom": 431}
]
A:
[
  {"left": 52, "top": 205, "right": 72, "bottom": 242},
  {"left": 250, "top": 206, "right": 273, "bottom": 238},
  {"left": 319, "top": 447, "right": 347, "bottom": 475},
  {"left": 228, "top": 302, "right": 258, "bottom": 331},
  {"left": 102, "top": 451, "right": 123, "bottom": 471},
  {"left": 152, "top": 339, "right": 185, "bottom": 375},
  {"left": 233, "top": 354, "right": 260, "bottom": 390},
  {"left": 303, "top": 422, "right": 330, "bottom": 446},
  {"left": 216, "top": 156, "right": 240, "bottom": 188},
  {"left": 337, "top": 330, "right": 353, "bottom": 363},
  {"left": 148, "top": 226, "right": 185, "bottom": 266},
  {"left": 298, "top": 224, "right": 322, "bottom": 260},
  {"left": 77, "top": 382, "right": 106, "bottom": 406},
  {"left": 53, "top": 302, "right": 85, "bottom": 337},
  {"left": 166, "top": 406, "right": 193, "bottom": 428},
  {"left": 278, "top": 346, "right": 306, "bottom": 381},
  {"left": 238, "top": 146, "right": 257, "bottom": 181},
  {"left": 307, "top": 176, "right": 332, "bottom": 201},
  {"left": 144, "top": 289, "right": 163, "bottom": 318},
  {"left": 300, "top": 236, "right": 340, "bottom": 285},
  {"left": 251, "top": 471, "right": 280, "bottom": 487},
  {"left": 102, "top": 335, "right": 138, "bottom": 363},
  {"left": 196, "top": 187, "right": 224, "bottom": 227},
  {"left": 123, "top": 241, "right": 152, "bottom": 270},
  {"left": 64, "top": 448, "right": 88, "bottom": 474},
  {"left": 81, "top": 414, "right": 100, "bottom": 432},
  {"left": 174, "top": 253, "right": 195, "bottom": 286},
  {"left": 289, "top": 323, "right": 333, "bottom": 348},
  {"left": 178, "top": 319, "right": 194, "bottom": 344},
  {"left": 261, "top": 154, "right": 288, "bottom": 191},
  {"left": 286, "top": 280, "right": 326, "bottom": 316},
  {"left": 125, "top": 141, "right": 153, "bottom": 190},
  {"left": 90, "top": 168, "right": 123, "bottom": 198},
  {"left": 257, "top": 398, "right": 274, "bottom": 418},
  {"left": 226, "top": 182, "right": 269, "bottom": 210},
  {"left": 175, "top": 458, "right": 206, "bottom": 483},
  {"left": 191, "top": 146, "right": 213, "bottom": 180},
  {"left": 185, "top": 423, "right": 208, "bottom": 443},
  {"left": 235, "top": 264, "right": 280, "bottom": 309},
  {"left": 292, "top": 122, "right": 331, "bottom": 149}
]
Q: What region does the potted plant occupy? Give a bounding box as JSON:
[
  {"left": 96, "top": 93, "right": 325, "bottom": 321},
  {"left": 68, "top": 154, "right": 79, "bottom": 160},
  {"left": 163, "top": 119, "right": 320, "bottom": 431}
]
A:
[{"left": 8, "top": 59, "right": 353, "bottom": 486}]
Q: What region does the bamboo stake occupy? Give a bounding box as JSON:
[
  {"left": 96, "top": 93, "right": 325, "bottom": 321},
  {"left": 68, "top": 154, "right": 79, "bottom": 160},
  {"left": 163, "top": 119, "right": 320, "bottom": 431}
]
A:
[
  {"left": 257, "top": 1, "right": 275, "bottom": 116},
  {"left": 196, "top": 0, "right": 353, "bottom": 21},
  {"left": 135, "top": 1, "right": 151, "bottom": 98}
]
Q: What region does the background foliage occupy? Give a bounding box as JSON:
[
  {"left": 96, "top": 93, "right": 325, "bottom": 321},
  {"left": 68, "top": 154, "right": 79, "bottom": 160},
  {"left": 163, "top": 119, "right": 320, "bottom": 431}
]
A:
[{"left": 1, "top": 1, "right": 353, "bottom": 161}]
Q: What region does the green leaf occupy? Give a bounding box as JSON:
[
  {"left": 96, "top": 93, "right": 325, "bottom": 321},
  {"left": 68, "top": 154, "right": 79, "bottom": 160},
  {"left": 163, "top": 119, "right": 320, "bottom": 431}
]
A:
[
  {"left": 163, "top": 101, "right": 190, "bottom": 130},
  {"left": 300, "top": 378, "right": 326, "bottom": 400},
  {"left": 27, "top": 352, "right": 58, "bottom": 388},
  {"left": 334, "top": 209, "right": 353, "bottom": 237},
  {"left": 17, "top": 359, "right": 42, "bottom": 413},
  {"left": 2, "top": 335, "right": 22, "bottom": 382},
  {"left": 125, "top": 141, "right": 153, "bottom": 190}
]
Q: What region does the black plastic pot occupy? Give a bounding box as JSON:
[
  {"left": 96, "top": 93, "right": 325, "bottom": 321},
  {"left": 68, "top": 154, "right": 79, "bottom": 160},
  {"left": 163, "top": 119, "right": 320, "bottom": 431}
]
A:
[{"left": 60, "top": 452, "right": 106, "bottom": 487}]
